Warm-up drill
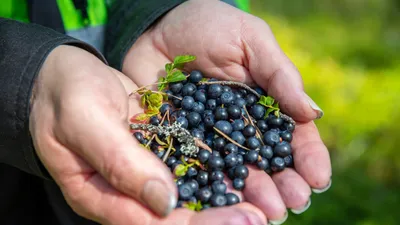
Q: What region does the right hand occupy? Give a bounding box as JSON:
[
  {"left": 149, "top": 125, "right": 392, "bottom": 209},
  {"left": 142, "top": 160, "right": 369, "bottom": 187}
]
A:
[{"left": 29, "top": 45, "right": 266, "bottom": 225}]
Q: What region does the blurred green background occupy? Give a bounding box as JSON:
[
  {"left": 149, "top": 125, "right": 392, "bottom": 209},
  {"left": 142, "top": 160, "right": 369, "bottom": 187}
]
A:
[{"left": 250, "top": 0, "right": 400, "bottom": 224}]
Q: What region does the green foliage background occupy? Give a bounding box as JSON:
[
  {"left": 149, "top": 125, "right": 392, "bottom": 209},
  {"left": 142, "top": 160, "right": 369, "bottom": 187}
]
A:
[{"left": 250, "top": 0, "right": 400, "bottom": 224}]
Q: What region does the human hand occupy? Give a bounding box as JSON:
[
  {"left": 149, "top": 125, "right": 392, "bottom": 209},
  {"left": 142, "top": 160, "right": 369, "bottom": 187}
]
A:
[
  {"left": 29, "top": 45, "right": 266, "bottom": 225},
  {"left": 122, "top": 0, "right": 332, "bottom": 224}
]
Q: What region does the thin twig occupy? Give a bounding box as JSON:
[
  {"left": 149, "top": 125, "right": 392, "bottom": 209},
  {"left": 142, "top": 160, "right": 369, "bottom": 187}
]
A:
[
  {"left": 194, "top": 138, "right": 212, "bottom": 153},
  {"left": 129, "top": 81, "right": 168, "bottom": 95},
  {"left": 188, "top": 158, "right": 206, "bottom": 170},
  {"left": 213, "top": 127, "right": 250, "bottom": 151},
  {"left": 243, "top": 107, "right": 265, "bottom": 146},
  {"left": 145, "top": 134, "right": 156, "bottom": 148},
  {"left": 162, "top": 138, "right": 174, "bottom": 162},
  {"left": 198, "top": 81, "right": 260, "bottom": 98}
]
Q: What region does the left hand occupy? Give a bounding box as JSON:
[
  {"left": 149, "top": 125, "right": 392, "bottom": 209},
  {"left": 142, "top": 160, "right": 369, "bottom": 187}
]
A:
[{"left": 122, "top": 0, "right": 332, "bottom": 224}]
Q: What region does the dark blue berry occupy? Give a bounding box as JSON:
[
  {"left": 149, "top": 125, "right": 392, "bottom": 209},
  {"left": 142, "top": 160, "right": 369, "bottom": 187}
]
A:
[
  {"left": 215, "top": 107, "right": 228, "bottom": 120},
  {"left": 191, "top": 128, "right": 204, "bottom": 140},
  {"left": 246, "top": 94, "right": 257, "bottom": 106},
  {"left": 208, "top": 84, "right": 223, "bottom": 99},
  {"left": 232, "top": 178, "right": 245, "bottom": 191},
  {"left": 203, "top": 109, "right": 213, "bottom": 118},
  {"left": 182, "top": 83, "right": 197, "bottom": 96},
  {"left": 172, "top": 95, "right": 182, "bottom": 108},
  {"left": 177, "top": 110, "right": 188, "bottom": 118},
  {"left": 256, "top": 120, "right": 268, "bottom": 133},
  {"left": 210, "top": 193, "right": 227, "bottom": 207},
  {"left": 243, "top": 125, "right": 256, "bottom": 137},
  {"left": 226, "top": 193, "right": 240, "bottom": 205},
  {"left": 263, "top": 130, "right": 280, "bottom": 147},
  {"left": 213, "top": 137, "right": 225, "bottom": 151},
  {"left": 176, "top": 178, "right": 185, "bottom": 186},
  {"left": 233, "top": 90, "right": 243, "bottom": 99},
  {"left": 224, "top": 153, "right": 238, "bottom": 168},
  {"left": 228, "top": 167, "right": 236, "bottom": 180},
  {"left": 251, "top": 104, "right": 266, "bottom": 120},
  {"left": 231, "top": 119, "right": 245, "bottom": 131},
  {"left": 274, "top": 141, "right": 292, "bottom": 157},
  {"left": 211, "top": 181, "right": 227, "bottom": 194},
  {"left": 208, "top": 155, "right": 225, "bottom": 171},
  {"left": 245, "top": 150, "right": 259, "bottom": 164},
  {"left": 160, "top": 103, "right": 172, "bottom": 116},
  {"left": 198, "top": 149, "right": 211, "bottom": 164},
  {"left": 166, "top": 156, "right": 177, "bottom": 167},
  {"left": 247, "top": 136, "right": 261, "bottom": 149},
  {"left": 257, "top": 157, "right": 269, "bottom": 170},
  {"left": 271, "top": 157, "right": 285, "bottom": 172},
  {"left": 169, "top": 82, "right": 183, "bottom": 94},
  {"left": 186, "top": 167, "right": 198, "bottom": 178},
  {"left": 176, "top": 117, "right": 189, "bottom": 129},
  {"left": 203, "top": 114, "right": 215, "bottom": 129},
  {"left": 255, "top": 87, "right": 265, "bottom": 95},
  {"left": 268, "top": 116, "right": 284, "bottom": 127},
  {"left": 133, "top": 132, "right": 145, "bottom": 143},
  {"left": 222, "top": 86, "right": 232, "bottom": 93},
  {"left": 212, "top": 151, "right": 221, "bottom": 157},
  {"left": 149, "top": 116, "right": 160, "bottom": 125},
  {"left": 235, "top": 98, "right": 247, "bottom": 108},
  {"left": 165, "top": 90, "right": 174, "bottom": 101},
  {"left": 234, "top": 165, "right": 249, "bottom": 179},
  {"left": 206, "top": 99, "right": 217, "bottom": 110},
  {"left": 192, "top": 102, "right": 205, "bottom": 114},
  {"left": 196, "top": 187, "right": 213, "bottom": 203},
  {"left": 280, "top": 131, "right": 293, "bottom": 142},
  {"left": 194, "top": 90, "right": 207, "bottom": 103},
  {"left": 283, "top": 122, "right": 295, "bottom": 133},
  {"left": 187, "top": 179, "right": 199, "bottom": 192},
  {"left": 189, "top": 70, "right": 203, "bottom": 83},
  {"left": 230, "top": 131, "right": 245, "bottom": 146},
  {"left": 182, "top": 96, "right": 195, "bottom": 110},
  {"left": 227, "top": 105, "right": 242, "bottom": 119},
  {"left": 220, "top": 91, "right": 235, "bottom": 105},
  {"left": 259, "top": 145, "right": 274, "bottom": 159},
  {"left": 215, "top": 120, "right": 233, "bottom": 135},
  {"left": 224, "top": 143, "right": 238, "bottom": 154},
  {"left": 237, "top": 154, "right": 244, "bottom": 165},
  {"left": 187, "top": 112, "right": 202, "bottom": 128},
  {"left": 196, "top": 170, "right": 209, "bottom": 186},
  {"left": 210, "top": 171, "right": 224, "bottom": 182},
  {"left": 284, "top": 155, "right": 294, "bottom": 167},
  {"left": 179, "top": 183, "right": 194, "bottom": 200}
]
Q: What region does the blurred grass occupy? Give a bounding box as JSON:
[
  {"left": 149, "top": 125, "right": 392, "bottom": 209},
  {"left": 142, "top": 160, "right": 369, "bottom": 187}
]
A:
[{"left": 250, "top": 0, "right": 400, "bottom": 224}]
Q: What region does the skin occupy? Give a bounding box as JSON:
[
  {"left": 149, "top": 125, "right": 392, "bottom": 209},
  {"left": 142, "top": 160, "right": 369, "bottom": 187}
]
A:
[{"left": 29, "top": 0, "right": 331, "bottom": 224}]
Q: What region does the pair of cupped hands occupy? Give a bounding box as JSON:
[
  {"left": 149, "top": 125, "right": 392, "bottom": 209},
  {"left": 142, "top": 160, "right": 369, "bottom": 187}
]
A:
[{"left": 30, "top": 1, "right": 331, "bottom": 225}]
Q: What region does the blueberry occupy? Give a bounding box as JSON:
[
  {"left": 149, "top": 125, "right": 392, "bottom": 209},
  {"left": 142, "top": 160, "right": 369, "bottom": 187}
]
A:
[
  {"left": 203, "top": 114, "right": 215, "bottom": 129},
  {"left": 224, "top": 153, "right": 238, "bottom": 168},
  {"left": 238, "top": 88, "right": 247, "bottom": 96},
  {"left": 283, "top": 122, "right": 295, "bottom": 133},
  {"left": 235, "top": 98, "right": 247, "bottom": 108},
  {"left": 192, "top": 102, "right": 205, "bottom": 114},
  {"left": 166, "top": 156, "right": 177, "bottom": 167},
  {"left": 227, "top": 105, "right": 242, "bottom": 119},
  {"left": 198, "top": 149, "right": 211, "bottom": 164},
  {"left": 194, "top": 90, "right": 207, "bottom": 103},
  {"left": 257, "top": 157, "right": 269, "bottom": 170},
  {"left": 246, "top": 136, "right": 261, "bottom": 149},
  {"left": 215, "top": 107, "right": 229, "bottom": 120},
  {"left": 177, "top": 110, "right": 188, "bottom": 118},
  {"left": 172, "top": 95, "right": 182, "bottom": 108},
  {"left": 165, "top": 90, "right": 175, "bottom": 101},
  {"left": 196, "top": 187, "right": 213, "bottom": 203},
  {"left": 196, "top": 170, "right": 209, "bottom": 186},
  {"left": 210, "top": 171, "right": 225, "bottom": 182},
  {"left": 189, "top": 70, "right": 203, "bottom": 83},
  {"left": 228, "top": 167, "right": 236, "bottom": 180},
  {"left": 268, "top": 115, "right": 284, "bottom": 127},
  {"left": 231, "top": 119, "right": 245, "bottom": 131},
  {"left": 208, "top": 84, "right": 223, "bottom": 99},
  {"left": 169, "top": 82, "right": 183, "bottom": 94},
  {"left": 215, "top": 120, "right": 233, "bottom": 135},
  {"left": 251, "top": 104, "right": 266, "bottom": 120},
  {"left": 188, "top": 196, "right": 197, "bottom": 204},
  {"left": 160, "top": 103, "right": 172, "bottom": 116},
  {"left": 149, "top": 115, "right": 160, "bottom": 125},
  {"left": 271, "top": 157, "right": 285, "bottom": 172},
  {"left": 203, "top": 109, "right": 213, "bottom": 118},
  {"left": 225, "top": 193, "right": 240, "bottom": 205},
  {"left": 255, "top": 87, "right": 265, "bottom": 95},
  {"left": 284, "top": 155, "right": 294, "bottom": 167},
  {"left": 256, "top": 120, "right": 268, "bottom": 132},
  {"left": 274, "top": 141, "right": 292, "bottom": 157},
  {"left": 259, "top": 145, "right": 274, "bottom": 159},
  {"left": 245, "top": 150, "right": 259, "bottom": 164},
  {"left": 191, "top": 128, "right": 204, "bottom": 140},
  {"left": 187, "top": 112, "right": 202, "bottom": 127},
  {"left": 280, "top": 131, "right": 293, "bottom": 142},
  {"left": 176, "top": 178, "right": 185, "bottom": 186},
  {"left": 234, "top": 165, "right": 249, "bottom": 179},
  {"left": 212, "top": 151, "right": 221, "bottom": 157},
  {"left": 263, "top": 130, "right": 280, "bottom": 147},
  {"left": 237, "top": 154, "right": 244, "bottom": 165},
  {"left": 187, "top": 179, "right": 199, "bottom": 192},
  {"left": 222, "top": 86, "right": 232, "bottom": 93},
  {"left": 233, "top": 90, "right": 243, "bottom": 99},
  {"left": 230, "top": 131, "right": 245, "bottom": 145},
  {"left": 210, "top": 193, "right": 227, "bottom": 207},
  {"left": 224, "top": 143, "right": 238, "bottom": 154},
  {"left": 179, "top": 183, "right": 194, "bottom": 200},
  {"left": 208, "top": 155, "right": 225, "bottom": 171},
  {"left": 176, "top": 201, "right": 184, "bottom": 208},
  {"left": 186, "top": 167, "right": 198, "bottom": 178},
  {"left": 211, "top": 181, "right": 227, "bottom": 194},
  {"left": 206, "top": 99, "right": 217, "bottom": 110},
  {"left": 133, "top": 132, "right": 145, "bottom": 143},
  {"left": 232, "top": 178, "right": 245, "bottom": 191},
  {"left": 176, "top": 117, "right": 189, "bottom": 129},
  {"left": 155, "top": 149, "right": 165, "bottom": 158},
  {"left": 246, "top": 94, "right": 257, "bottom": 106},
  {"left": 220, "top": 91, "right": 235, "bottom": 105},
  {"left": 182, "top": 83, "right": 197, "bottom": 96},
  {"left": 213, "top": 137, "right": 226, "bottom": 151},
  {"left": 243, "top": 125, "right": 256, "bottom": 137}
]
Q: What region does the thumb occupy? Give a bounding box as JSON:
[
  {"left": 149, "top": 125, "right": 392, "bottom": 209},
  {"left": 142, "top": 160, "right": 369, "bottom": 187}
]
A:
[{"left": 243, "top": 19, "right": 323, "bottom": 122}]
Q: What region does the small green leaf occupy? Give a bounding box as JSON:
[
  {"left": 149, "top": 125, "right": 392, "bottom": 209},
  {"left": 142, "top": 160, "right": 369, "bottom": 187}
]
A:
[
  {"left": 173, "top": 55, "right": 196, "bottom": 65},
  {"left": 158, "top": 77, "right": 167, "bottom": 91},
  {"left": 135, "top": 113, "right": 151, "bottom": 121},
  {"left": 274, "top": 110, "right": 280, "bottom": 117},
  {"left": 273, "top": 102, "right": 279, "bottom": 109},
  {"left": 183, "top": 202, "right": 197, "bottom": 211},
  {"left": 174, "top": 164, "right": 188, "bottom": 177},
  {"left": 195, "top": 201, "right": 203, "bottom": 211},
  {"left": 201, "top": 78, "right": 208, "bottom": 82},
  {"left": 166, "top": 71, "right": 187, "bottom": 83},
  {"left": 258, "top": 95, "right": 275, "bottom": 106},
  {"left": 165, "top": 63, "right": 174, "bottom": 74},
  {"left": 147, "top": 93, "right": 163, "bottom": 109},
  {"left": 141, "top": 95, "right": 147, "bottom": 107},
  {"left": 265, "top": 108, "right": 275, "bottom": 118}
]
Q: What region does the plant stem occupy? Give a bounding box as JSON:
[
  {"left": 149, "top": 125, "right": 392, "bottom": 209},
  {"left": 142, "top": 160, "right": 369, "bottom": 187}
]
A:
[
  {"left": 129, "top": 81, "right": 168, "bottom": 96},
  {"left": 213, "top": 127, "right": 250, "bottom": 151},
  {"left": 162, "top": 137, "right": 173, "bottom": 162},
  {"left": 243, "top": 107, "right": 265, "bottom": 145}
]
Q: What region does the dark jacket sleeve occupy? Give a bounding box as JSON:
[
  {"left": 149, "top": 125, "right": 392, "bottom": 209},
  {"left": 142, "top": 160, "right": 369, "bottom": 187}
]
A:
[
  {"left": 105, "top": 0, "right": 187, "bottom": 70},
  {"left": 0, "top": 18, "right": 106, "bottom": 178}
]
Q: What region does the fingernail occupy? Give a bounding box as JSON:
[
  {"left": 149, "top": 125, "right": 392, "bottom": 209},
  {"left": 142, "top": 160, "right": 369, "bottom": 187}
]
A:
[
  {"left": 141, "top": 180, "right": 177, "bottom": 217},
  {"left": 291, "top": 198, "right": 311, "bottom": 215},
  {"left": 268, "top": 211, "right": 288, "bottom": 225},
  {"left": 312, "top": 178, "right": 332, "bottom": 194},
  {"left": 304, "top": 93, "right": 324, "bottom": 119}
]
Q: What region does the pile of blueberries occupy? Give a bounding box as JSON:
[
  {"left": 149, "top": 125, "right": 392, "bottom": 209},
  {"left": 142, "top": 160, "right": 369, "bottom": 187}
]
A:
[{"left": 133, "top": 70, "right": 295, "bottom": 210}]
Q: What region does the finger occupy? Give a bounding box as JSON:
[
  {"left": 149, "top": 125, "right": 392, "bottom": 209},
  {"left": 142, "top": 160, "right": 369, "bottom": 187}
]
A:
[
  {"left": 291, "top": 121, "right": 332, "bottom": 192},
  {"left": 271, "top": 168, "right": 311, "bottom": 214},
  {"left": 242, "top": 166, "right": 288, "bottom": 224},
  {"left": 241, "top": 18, "right": 323, "bottom": 122}
]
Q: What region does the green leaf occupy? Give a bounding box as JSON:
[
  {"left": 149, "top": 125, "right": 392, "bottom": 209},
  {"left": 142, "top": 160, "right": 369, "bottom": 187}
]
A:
[
  {"left": 166, "top": 70, "right": 187, "bottom": 83},
  {"left": 173, "top": 55, "right": 196, "bottom": 65},
  {"left": 195, "top": 201, "right": 203, "bottom": 211},
  {"left": 258, "top": 95, "right": 275, "bottom": 106},
  {"left": 274, "top": 110, "right": 280, "bottom": 117},
  {"left": 273, "top": 102, "right": 279, "bottom": 109},
  {"left": 165, "top": 63, "right": 174, "bottom": 74},
  {"left": 158, "top": 77, "right": 167, "bottom": 91},
  {"left": 174, "top": 164, "right": 188, "bottom": 177},
  {"left": 155, "top": 135, "right": 167, "bottom": 146},
  {"left": 135, "top": 113, "right": 151, "bottom": 121},
  {"left": 265, "top": 108, "right": 275, "bottom": 118},
  {"left": 141, "top": 95, "right": 147, "bottom": 107},
  {"left": 183, "top": 202, "right": 197, "bottom": 211},
  {"left": 147, "top": 93, "right": 163, "bottom": 109}
]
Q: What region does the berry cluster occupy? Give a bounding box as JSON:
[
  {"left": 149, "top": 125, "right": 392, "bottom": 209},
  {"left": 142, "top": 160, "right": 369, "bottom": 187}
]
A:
[{"left": 130, "top": 56, "right": 295, "bottom": 211}]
